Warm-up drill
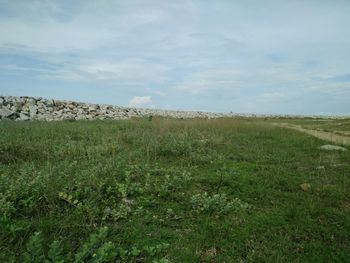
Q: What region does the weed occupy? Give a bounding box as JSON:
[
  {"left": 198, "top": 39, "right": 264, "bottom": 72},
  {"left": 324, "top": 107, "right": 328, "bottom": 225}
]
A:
[{"left": 190, "top": 192, "right": 251, "bottom": 215}]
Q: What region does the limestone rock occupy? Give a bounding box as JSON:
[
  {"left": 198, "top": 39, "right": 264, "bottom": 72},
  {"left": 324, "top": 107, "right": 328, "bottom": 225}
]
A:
[
  {"left": 42, "top": 98, "right": 54, "bottom": 107},
  {"left": 16, "top": 113, "right": 30, "bottom": 121},
  {"left": 0, "top": 108, "right": 16, "bottom": 119},
  {"left": 27, "top": 98, "right": 37, "bottom": 106},
  {"left": 88, "top": 106, "right": 97, "bottom": 112},
  {"left": 29, "top": 105, "right": 38, "bottom": 118}
]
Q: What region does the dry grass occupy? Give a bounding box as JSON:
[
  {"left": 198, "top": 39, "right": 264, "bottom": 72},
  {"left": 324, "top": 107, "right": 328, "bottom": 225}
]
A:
[{"left": 272, "top": 122, "right": 350, "bottom": 146}]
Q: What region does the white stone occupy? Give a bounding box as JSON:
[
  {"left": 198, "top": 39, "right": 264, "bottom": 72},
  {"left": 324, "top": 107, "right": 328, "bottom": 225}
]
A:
[
  {"left": 88, "top": 106, "right": 97, "bottom": 112},
  {"left": 27, "top": 98, "right": 36, "bottom": 106},
  {"left": 0, "top": 108, "right": 14, "bottom": 118},
  {"left": 18, "top": 113, "right": 30, "bottom": 121},
  {"left": 29, "top": 105, "right": 38, "bottom": 118}
]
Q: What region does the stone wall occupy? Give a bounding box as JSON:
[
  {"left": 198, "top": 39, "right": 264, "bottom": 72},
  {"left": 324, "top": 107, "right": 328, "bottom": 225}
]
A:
[
  {"left": 0, "top": 96, "right": 348, "bottom": 121},
  {"left": 0, "top": 96, "right": 232, "bottom": 121}
]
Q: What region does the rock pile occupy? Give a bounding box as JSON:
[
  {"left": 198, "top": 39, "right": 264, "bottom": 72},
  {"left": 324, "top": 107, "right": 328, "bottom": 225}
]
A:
[
  {"left": 0, "top": 96, "right": 232, "bottom": 121},
  {"left": 0, "top": 96, "right": 348, "bottom": 121}
]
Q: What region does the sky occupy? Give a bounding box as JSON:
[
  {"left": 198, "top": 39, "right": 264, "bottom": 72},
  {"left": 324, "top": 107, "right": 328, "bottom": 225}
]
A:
[{"left": 1, "top": 0, "right": 350, "bottom": 115}]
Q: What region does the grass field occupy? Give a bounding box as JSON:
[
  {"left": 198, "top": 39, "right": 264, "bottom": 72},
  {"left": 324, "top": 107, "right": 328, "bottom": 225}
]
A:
[{"left": 1, "top": 118, "right": 350, "bottom": 262}]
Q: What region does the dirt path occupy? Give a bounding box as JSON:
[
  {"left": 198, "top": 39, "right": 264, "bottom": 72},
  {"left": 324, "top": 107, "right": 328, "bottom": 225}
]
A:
[{"left": 272, "top": 123, "right": 350, "bottom": 146}]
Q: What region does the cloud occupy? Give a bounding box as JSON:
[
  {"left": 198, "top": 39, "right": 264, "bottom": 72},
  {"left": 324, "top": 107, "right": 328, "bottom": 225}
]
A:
[
  {"left": 261, "top": 92, "right": 287, "bottom": 101},
  {"left": 41, "top": 59, "right": 170, "bottom": 84},
  {"left": 325, "top": 73, "right": 350, "bottom": 82},
  {"left": 1, "top": 0, "right": 350, "bottom": 114},
  {"left": 128, "top": 96, "right": 152, "bottom": 108},
  {"left": 0, "top": 54, "right": 170, "bottom": 84},
  {"left": 175, "top": 69, "right": 244, "bottom": 95}
]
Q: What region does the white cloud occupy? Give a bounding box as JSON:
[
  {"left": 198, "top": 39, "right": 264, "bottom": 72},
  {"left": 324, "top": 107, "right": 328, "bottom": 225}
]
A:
[
  {"left": 175, "top": 69, "right": 244, "bottom": 94},
  {"left": 128, "top": 96, "right": 152, "bottom": 108},
  {"left": 1, "top": 0, "right": 350, "bottom": 114},
  {"left": 36, "top": 59, "right": 170, "bottom": 84},
  {"left": 261, "top": 92, "right": 287, "bottom": 101},
  {"left": 174, "top": 67, "right": 308, "bottom": 96}
]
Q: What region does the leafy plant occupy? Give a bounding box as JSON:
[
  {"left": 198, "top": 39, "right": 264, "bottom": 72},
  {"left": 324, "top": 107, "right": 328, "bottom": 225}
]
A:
[
  {"left": 190, "top": 192, "right": 251, "bottom": 215},
  {"left": 22, "top": 232, "right": 45, "bottom": 263},
  {"left": 47, "top": 241, "right": 65, "bottom": 263},
  {"left": 58, "top": 192, "right": 81, "bottom": 207},
  {"left": 74, "top": 227, "right": 112, "bottom": 262},
  {"left": 102, "top": 203, "right": 132, "bottom": 222}
]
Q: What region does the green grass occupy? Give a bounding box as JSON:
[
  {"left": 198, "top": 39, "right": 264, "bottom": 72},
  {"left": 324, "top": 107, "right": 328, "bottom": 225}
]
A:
[{"left": 1, "top": 118, "right": 349, "bottom": 262}]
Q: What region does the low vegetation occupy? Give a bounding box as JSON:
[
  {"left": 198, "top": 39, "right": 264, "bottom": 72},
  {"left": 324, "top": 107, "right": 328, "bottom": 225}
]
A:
[{"left": 0, "top": 117, "right": 349, "bottom": 262}]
